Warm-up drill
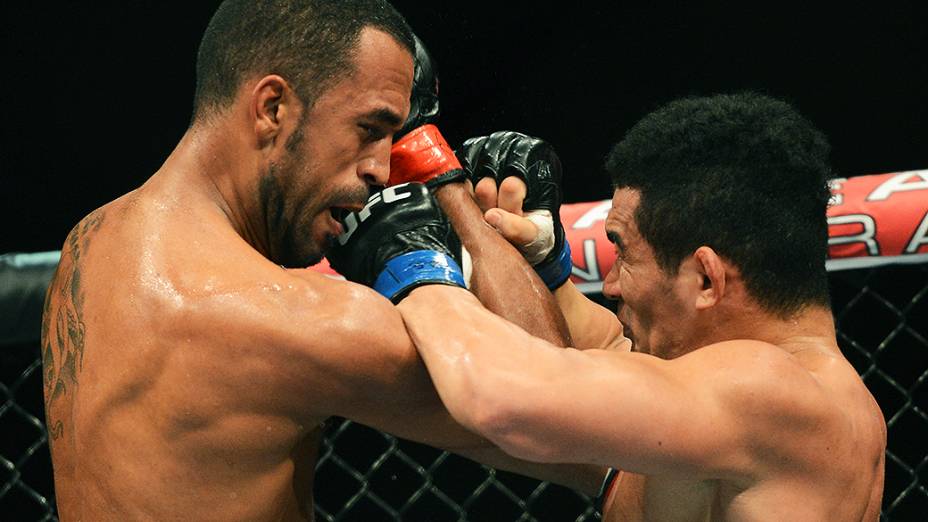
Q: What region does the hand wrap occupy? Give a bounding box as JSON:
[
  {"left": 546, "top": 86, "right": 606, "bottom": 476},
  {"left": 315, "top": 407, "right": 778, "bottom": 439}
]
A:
[{"left": 458, "top": 131, "right": 572, "bottom": 289}]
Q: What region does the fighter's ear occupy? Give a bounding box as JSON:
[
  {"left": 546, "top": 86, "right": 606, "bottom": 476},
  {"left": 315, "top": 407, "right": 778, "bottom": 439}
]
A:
[
  {"left": 692, "top": 246, "right": 726, "bottom": 310},
  {"left": 251, "top": 75, "right": 299, "bottom": 147}
]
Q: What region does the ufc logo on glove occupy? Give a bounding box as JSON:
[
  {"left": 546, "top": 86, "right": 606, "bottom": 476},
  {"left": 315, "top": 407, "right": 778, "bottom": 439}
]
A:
[{"left": 337, "top": 183, "right": 414, "bottom": 245}]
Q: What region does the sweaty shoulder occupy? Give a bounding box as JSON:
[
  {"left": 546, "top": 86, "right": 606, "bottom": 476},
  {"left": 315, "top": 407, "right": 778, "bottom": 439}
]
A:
[
  {"left": 107, "top": 186, "right": 406, "bottom": 353},
  {"left": 167, "top": 256, "right": 416, "bottom": 414},
  {"left": 96, "top": 187, "right": 415, "bottom": 421}
]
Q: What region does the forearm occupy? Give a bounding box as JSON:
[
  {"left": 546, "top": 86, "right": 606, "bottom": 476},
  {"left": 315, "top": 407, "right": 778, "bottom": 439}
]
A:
[
  {"left": 398, "top": 284, "right": 569, "bottom": 458},
  {"left": 433, "top": 183, "right": 570, "bottom": 346},
  {"left": 554, "top": 281, "right": 631, "bottom": 351}
]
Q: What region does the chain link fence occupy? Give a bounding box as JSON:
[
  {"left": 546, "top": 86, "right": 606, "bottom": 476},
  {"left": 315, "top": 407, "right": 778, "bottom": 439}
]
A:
[{"left": 2, "top": 263, "right": 926, "bottom": 520}]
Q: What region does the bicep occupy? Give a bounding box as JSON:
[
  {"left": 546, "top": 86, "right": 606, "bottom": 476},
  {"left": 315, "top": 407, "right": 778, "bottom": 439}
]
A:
[
  {"left": 461, "top": 335, "right": 750, "bottom": 479},
  {"left": 398, "top": 287, "right": 815, "bottom": 482},
  {"left": 278, "top": 278, "right": 609, "bottom": 487},
  {"left": 541, "top": 352, "right": 745, "bottom": 474}
]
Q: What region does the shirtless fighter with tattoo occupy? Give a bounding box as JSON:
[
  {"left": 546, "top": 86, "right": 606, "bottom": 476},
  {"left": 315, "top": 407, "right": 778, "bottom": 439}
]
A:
[{"left": 40, "top": 1, "right": 598, "bottom": 519}]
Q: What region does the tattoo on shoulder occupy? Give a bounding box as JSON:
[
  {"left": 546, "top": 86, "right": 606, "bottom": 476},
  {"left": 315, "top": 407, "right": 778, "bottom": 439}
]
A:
[{"left": 41, "top": 209, "right": 106, "bottom": 441}]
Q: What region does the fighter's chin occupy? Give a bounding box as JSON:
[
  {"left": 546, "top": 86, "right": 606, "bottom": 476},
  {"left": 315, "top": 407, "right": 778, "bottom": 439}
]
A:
[
  {"left": 299, "top": 233, "right": 335, "bottom": 268},
  {"left": 277, "top": 246, "right": 326, "bottom": 269},
  {"left": 280, "top": 212, "right": 343, "bottom": 267},
  {"left": 276, "top": 230, "right": 331, "bottom": 268}
]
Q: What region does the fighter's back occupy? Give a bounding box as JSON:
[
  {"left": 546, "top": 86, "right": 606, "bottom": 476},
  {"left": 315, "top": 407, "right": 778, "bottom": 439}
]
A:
[{"left": 42, "top": 176, "right": 330, "bottom": 521}]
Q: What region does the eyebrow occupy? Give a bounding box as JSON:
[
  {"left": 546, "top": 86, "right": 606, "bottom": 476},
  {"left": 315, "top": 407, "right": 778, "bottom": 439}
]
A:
[
  {"left": 606, "top": 230, "right": 626, "bottom": 251},
  {"left": 361, "top": 107, "right": 405, "bottom": 129}
]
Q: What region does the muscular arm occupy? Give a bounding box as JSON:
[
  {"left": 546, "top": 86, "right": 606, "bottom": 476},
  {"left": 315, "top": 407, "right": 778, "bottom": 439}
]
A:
[
  {"left": 432, "top": 185, "right": 600, "bottom": 486},
  {"left": 240, "top": 269, "right": 601, "bottom": 493},
  {"left": 398, "top": 284, "right": 825, "bottom": 480},
  {"left": 434, "top": 183, "right": 571, "bottom": 347},
  {"left": 481, "top": 205, "right": 625, "bottom": 350},
  {"left": 463, "top": 167, "right": 614, "bottom": 350}
]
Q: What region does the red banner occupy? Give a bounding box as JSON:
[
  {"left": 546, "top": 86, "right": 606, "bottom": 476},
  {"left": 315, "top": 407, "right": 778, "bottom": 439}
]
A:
[
  {"left": 825, "top": 170, "right": 928, "bottom": 270},
  {"left": 313, "top": 170, "right": 928, "bottom": 292}
]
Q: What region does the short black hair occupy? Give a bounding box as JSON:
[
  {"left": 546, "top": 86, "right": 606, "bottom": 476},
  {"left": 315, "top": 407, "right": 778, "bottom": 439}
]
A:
[
  {"left": 605, "top": 92, "right": 833, "bottom": 317},
  {"left": 193, "top": 0, "right": 415, "bottom": 120}
]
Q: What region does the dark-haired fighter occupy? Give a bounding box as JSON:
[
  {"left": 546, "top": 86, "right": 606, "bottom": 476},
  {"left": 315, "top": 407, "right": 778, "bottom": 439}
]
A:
[
  {"left": 345, "top": 94, "right": 886, "bottom": 521},
  {"left": 39, "top": 1, "right": 598, "bottom": 520}
]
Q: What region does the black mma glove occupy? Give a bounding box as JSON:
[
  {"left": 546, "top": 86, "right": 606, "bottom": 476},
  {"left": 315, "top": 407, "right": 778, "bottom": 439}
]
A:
[
  {"left": 457, "top": 131, "right": 572, "bottom": 289},
  {"left": 397, "top": 34, "right": 440, "bottom": 137},
  {"left": 388, "top": 35, "right": 464, "bottom": 189},
  {"left": 326, "top": 182, "right": 465, "bottom": 303}
]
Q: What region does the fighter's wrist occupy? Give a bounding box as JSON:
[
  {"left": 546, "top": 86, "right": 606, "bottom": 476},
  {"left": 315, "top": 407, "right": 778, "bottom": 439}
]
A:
[
  {"left": 424, "top": 169, "right": 466, "bottom": 190},
  {"left": 373, "top": 250, "right": 466, "bottom": 303},
  {"left": 431, "top": 180, "right": 472, "bottom": 206},
  {"left": 534, "top": 240, "right": 572, "bottom": 290}
]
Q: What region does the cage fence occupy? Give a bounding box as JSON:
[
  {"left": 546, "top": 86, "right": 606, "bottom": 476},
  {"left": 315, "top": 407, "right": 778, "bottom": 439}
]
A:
[{"left": 1, "top": 263, "right": 926, "bottom": 521}]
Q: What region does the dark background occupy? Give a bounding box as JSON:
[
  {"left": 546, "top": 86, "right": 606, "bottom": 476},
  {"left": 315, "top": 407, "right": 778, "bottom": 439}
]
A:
[{"left": 2, "top": 1, "right": 926, "bottom": 253}]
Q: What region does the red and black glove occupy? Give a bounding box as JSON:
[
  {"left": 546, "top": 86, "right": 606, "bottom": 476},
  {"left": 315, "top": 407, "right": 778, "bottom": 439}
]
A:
[{"left": 388, "top": 35, "right": 465, "bottom": 189}]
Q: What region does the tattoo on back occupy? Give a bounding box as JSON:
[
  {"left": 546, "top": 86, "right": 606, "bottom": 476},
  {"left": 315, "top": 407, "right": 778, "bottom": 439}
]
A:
[{"left": 41, "top": 209, "right": 105, "bottom": 441}]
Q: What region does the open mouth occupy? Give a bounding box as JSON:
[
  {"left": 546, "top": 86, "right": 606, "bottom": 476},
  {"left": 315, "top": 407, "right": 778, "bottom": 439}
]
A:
[{"left": 329, "top": 206, "right": 351, "bottom": 223}]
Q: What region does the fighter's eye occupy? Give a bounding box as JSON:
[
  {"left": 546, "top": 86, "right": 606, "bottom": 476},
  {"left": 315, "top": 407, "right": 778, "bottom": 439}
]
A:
[{"left": 359, "top": 124, "right": 387, "bottom": 142}]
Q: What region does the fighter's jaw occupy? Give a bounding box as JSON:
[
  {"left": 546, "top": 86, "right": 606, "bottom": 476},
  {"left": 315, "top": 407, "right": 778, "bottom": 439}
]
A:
[
  {"left": 281, "top": 207, "right": 355, "bottom": 268},
  {"left": 277, "top": 215, "right": 328, "bottom": 268}
]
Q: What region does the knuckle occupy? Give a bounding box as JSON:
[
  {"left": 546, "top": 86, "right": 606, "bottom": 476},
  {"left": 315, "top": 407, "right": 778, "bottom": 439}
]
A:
[
  {"left": 499, "top": 177, "right": 526, "bottom": 195},
  {"left": 476, "top": 177, "right": 498, "bottom": 192}
]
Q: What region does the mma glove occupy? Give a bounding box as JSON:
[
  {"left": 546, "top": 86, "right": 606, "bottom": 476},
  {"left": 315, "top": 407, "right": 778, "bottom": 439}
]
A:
[
  {"left": 326, "top": 183, "right": 466, "bottom": 303},
  {"left": 457, "top": 131, "right": 572, "bottom": 290},
  {"left": 387, "top": 35, "right": 465, "bottom": 189}
]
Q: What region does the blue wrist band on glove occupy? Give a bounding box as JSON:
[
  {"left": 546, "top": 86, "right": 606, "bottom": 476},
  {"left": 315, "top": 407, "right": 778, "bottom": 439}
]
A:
[
  {"left": 534, "top": 241, "right": 572, "bottom": 290},
  {"left": 374, "top": 250, "right": 466, "bottom": 302}
]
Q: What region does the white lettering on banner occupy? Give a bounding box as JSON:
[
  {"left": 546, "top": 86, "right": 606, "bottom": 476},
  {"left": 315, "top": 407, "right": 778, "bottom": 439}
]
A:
[
  {"left": 867, "top": 170, "right": 928, "bottom": 201},
  {"left": 571, "top": 201, "right": 612, "bottom": 229},
  {"left": 904, "top": 211, "right": 928, "bottom": 254},
  {"left": 828, "top": 214, "right": 880, "bottom": 256},
  {"left": 828, "top": 178, "right": 846, "bottom": 206},
  {"left": 571, "top": 239, "right": 601, "bottom": 282}
]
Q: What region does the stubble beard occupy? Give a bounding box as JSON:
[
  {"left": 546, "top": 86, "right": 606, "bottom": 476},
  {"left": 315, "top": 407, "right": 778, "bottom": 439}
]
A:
[
  {"left": 260, "top": 126, "right": 369, "bottom": 268},
  {"left": 259, "top": 124, "right": 314, "bottom": 268}
]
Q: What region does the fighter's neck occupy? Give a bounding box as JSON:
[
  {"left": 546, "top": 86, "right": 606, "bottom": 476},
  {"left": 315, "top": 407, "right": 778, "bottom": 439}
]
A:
[
  {"left": 160, "top": 124, "right": 274, "bottom": 259},
  {"left": 762, "top": 306, "right": 840, "bottom": 356},
  {"left": 713, "top": 304, "right": 839, "bottom": 356}
]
